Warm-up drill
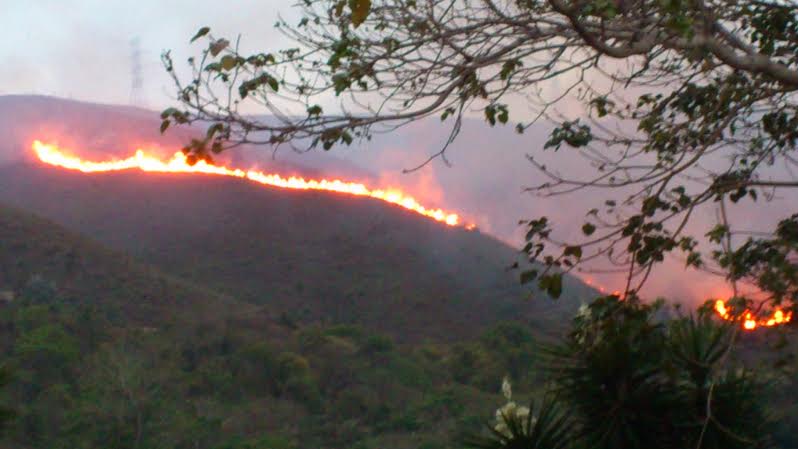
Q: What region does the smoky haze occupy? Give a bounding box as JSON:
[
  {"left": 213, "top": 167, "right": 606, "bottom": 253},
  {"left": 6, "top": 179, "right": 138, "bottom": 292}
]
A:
[
  {"left": 2, "top": 95, "right": 794, "bottom": 305},
  {"left": 2, "top": 1, "right": 793, "bottom": 306},
  {"left": 0, "top": 1, "right": 295, "bottom": 108}
]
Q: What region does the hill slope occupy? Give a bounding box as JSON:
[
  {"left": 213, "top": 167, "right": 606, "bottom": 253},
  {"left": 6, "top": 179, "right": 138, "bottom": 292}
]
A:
[
  {"left": 0, "top": 163, "right": 592, "bottom": 341},
  {"left": 0, "top": 203, "right": 259, "bottom": 326},
  {"left": 0, "top": 202, "right": 564, "bottom": 449}
]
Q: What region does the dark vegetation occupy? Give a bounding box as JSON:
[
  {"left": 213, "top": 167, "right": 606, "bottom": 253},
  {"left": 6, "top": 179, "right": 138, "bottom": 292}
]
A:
[
  {"left": 0, "top": 203, "right": 560, "bottom": 448},
  {"left": 0, "top": 163, "right": 592, "bottom": 342},
  {"left": 466, "top": 297, "right": 792, "bottom": 449}
]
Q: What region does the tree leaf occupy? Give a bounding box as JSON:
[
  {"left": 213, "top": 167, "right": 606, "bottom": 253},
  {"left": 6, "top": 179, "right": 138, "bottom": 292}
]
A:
[
  {"left": 520, "top": 269, "right": 538, "bottom": 285},
  {"left": 564, "top": 245, "right": 582, "bottom": 259},
  {"left": 266, "top": 76, "right": 279, "bottom": 92},
  {"left": 349, "top": 0, "right": 371, "bottom": 27},
  {"left": 334, "top": 0, "right": 346, "bottom": 16},
  {"left": 190, "top": 26, "right": 210, "bottom": 43},
  {"left": 209, "top": 39, "right": 230, "bottom": 57},
  {"left": 539, "top": 274, "right": 563, "bottom": 299},
  {"left": 220, "top": 55, "right": 237, "bottom": 71}
]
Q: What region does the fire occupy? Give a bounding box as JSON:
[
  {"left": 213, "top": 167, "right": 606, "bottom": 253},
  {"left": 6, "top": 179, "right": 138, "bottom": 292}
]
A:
[
  {"left": 583, "top": 278, "right": 606, "bottom": 293},
  {"left": 32, "top": 140, "right": 470, "bottom": 227},
  {"left": 714, "top": 299, "right": 792, "bottom": 331},
  {"left": 581, "top": 277, "right": 624, "bottom": 298}
]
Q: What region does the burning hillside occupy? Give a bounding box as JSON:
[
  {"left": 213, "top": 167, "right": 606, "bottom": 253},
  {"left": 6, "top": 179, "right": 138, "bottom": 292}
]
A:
[
  {"left": 30, "top": 140, "right": 794, "bottom": 332},
  {"left": 714, "top": 299, "right": 792, "bottom": 331},
  {"left": 32, "top": 140, "right": 472, "bottom": 228}
]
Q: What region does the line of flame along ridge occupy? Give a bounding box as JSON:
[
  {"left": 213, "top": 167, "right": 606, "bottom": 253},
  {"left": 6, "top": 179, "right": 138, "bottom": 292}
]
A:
[
  {"left": 582, "top": 277, "right": 791, "bottom": 331},
  {"left": 31, "top": 141, "right": 793, "bottom": 331},
  {"left": 714, "top": 299, "right": 792, "bottom": 330},
  {"left": 32, "top": 140, "right": 476, "bottom": 229}
]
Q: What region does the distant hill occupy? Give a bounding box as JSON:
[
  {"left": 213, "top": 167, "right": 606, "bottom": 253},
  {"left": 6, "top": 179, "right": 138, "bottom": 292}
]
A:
[
  {"left": 0, "top": 94, "right": 376, "bottom": 181},
  {"left": 0, "top": 162, "right": 592, "bottom": 341},
  {"left": 0, "top": 94, "right": 598, "bottom": 341}
]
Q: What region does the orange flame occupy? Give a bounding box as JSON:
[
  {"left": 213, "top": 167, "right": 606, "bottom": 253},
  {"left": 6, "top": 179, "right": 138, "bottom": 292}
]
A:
[
  {"left": 583, "top": 278, "right": 606, "bottom": 293},
  {"left": 581, "top": 278, "right": 626, "bottom": 298},
  {"left": 32, "top": 140, "right": 470, "bottom": 227},
  {"left": 714, "top": 299, "right": 792, "bottom": 331}
]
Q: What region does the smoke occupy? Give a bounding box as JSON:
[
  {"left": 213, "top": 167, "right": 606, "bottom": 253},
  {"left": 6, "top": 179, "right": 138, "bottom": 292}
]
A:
[
  {"left": 327, "top": 116, "right": 796, "bottom": 306},
  {"left": 3, "top": 95, "right": 794, "bottom": 307}
]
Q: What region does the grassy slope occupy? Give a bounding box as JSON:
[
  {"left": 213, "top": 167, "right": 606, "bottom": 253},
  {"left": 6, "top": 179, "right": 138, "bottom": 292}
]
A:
[
  {"left": 0, "top": 163, "right": 592, "bottom": 342},
  {"left": 0, "top": 203, "right": 265, "bottom": 328}
]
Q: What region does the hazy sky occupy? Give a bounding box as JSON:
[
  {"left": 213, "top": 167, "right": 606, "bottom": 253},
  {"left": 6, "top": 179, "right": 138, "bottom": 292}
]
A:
[{"left": 1, "top": 0, "right": 298, "bottom": 108}]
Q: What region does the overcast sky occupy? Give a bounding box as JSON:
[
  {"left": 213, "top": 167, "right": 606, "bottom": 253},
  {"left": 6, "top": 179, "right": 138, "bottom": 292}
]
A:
[{"left": 1, "top": 0, "right": 299, "bottom": 108}]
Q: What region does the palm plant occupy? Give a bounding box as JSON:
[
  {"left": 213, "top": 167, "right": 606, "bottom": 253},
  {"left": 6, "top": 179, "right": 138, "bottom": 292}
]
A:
[
  {"left": 463, "top": 393, "right": 574, "bottom": 449},
  {"left": 543, "top": 297, "right": 678, "bottom": 449},
  {"left": 467, "top": 296, "right": 774, "bottom": 449},
  {"left": 667, "top": 315, "right": 771, "bottom": 449}
]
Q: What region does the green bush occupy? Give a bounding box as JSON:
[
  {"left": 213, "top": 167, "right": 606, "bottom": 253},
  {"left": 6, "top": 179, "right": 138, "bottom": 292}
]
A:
[
  {"left": 360, "top": 334, "right": 394, "bottom": 355},
  {"left": 20, "top": 275, "right": 58, "bottom": 305}
]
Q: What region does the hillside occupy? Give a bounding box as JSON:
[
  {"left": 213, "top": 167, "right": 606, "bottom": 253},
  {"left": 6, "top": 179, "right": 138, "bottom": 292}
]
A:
[
  {"left": 0, "top": 203, "right": 259, "bottom": 327},
  {"left": 0, "top": 203, "right": 556, "bottom": 449},
  {"left": 0, "top": 162, "right": 593, "bottom": 342},
  {"left": 0, "top": 94, "right": 597, "bottom": 447}
]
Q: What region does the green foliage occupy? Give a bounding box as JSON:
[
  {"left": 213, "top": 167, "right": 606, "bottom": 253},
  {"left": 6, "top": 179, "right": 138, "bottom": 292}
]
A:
[
  {"left": 540, "top": 297, "right": 771, "bottom": 449},
  {"left": 462, "top": 296, "right": 776, "bottom": 449},
  {"left": 360, "top": 334, "right": 394, "bottom": 355},
  {"left": 545, "top": 297, "right": 675, "bottom": 448},
  {"left": 0, "top": 367, "right": 15, "bottom": 436},
  {"left": 544, "top": 120, "right": 593, "bottom": 150},
  {"left": 0, "top": 166, "right": 786, "bottom": 449},
  {"left": 15, "top": 323, "right": 80, "bottom": 373},
  {"left": 480, "top": 323, "right": 538, "bottom": 381},
  {"left": 20, "top": 275, "right": 58, "bottom": 304}
]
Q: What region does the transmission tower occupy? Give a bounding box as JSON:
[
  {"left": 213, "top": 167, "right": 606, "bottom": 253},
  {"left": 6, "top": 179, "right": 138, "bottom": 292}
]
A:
[{"left": 129, "top": 37, "right": 145, "bottom": 107}]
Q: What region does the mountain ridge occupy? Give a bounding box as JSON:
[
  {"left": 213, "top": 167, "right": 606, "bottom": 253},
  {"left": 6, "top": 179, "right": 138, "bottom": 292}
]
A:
[{"left": 0, "top": 161, "right": 592, "bottom": 341}]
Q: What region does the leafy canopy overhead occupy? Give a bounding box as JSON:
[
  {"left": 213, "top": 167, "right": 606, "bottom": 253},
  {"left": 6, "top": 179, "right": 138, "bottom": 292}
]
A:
[{"left": 163, "top": 0, "right": 798, "bottom": 313}]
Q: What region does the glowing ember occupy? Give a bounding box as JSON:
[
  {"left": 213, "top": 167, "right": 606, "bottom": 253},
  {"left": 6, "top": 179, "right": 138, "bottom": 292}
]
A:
[
  {"left": 583, "top": 278, "right": 607, "bottom": 294},
  {"left": 32, "top": 140, "right": 470, "bottom": 227},
  {"left": 714, "top": 299, "right": 792, "bottom": 331}
]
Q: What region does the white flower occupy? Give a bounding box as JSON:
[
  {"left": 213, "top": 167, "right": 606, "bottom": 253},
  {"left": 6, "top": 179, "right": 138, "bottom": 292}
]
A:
[
  {"left": 494, "top": 400, "right": 535, "bottom": 437},
  {"left": 501, "top": 376, "right": 512, "bottom": 400},
  {"left": 494, "top": 377, "right": 536, "bottom": 437},
  {"left": 577, "top": 303, "right": 591, "bottom": 319}
]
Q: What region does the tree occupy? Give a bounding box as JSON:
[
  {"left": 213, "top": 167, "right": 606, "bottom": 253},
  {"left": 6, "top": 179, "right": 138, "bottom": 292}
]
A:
[
  {"left": 465, "top": 297, "right": 772, "bottom": 449},
  {"left": 72, "top": 340, "right": 163, "bottom": 449},
  {"left": 162, "top": 0, "right": 797, "bottom": 318},
  {"left": 0, "top": 366, "right": 14, "bottom": 436}
]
